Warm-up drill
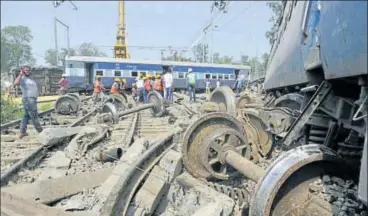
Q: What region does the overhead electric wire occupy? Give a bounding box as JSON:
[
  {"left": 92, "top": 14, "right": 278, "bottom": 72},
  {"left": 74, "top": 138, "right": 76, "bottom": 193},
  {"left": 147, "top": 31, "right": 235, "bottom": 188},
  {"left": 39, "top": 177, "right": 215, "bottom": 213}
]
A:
[{"left": 216, "top": 2, "right": 254, "bottom": 31}]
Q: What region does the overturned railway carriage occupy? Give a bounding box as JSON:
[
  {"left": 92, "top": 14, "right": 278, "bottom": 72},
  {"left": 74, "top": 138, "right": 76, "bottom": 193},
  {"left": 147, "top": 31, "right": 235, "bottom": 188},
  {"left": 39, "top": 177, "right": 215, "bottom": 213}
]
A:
[
  {"left": 64, "top": 56, "right": 250, "bottom": 92},
  {"left": 8, "top": 67, "right": 64, "bottom": 96},
  {"left": 258, "top": 1, "right": 367, "bottom": 215}
]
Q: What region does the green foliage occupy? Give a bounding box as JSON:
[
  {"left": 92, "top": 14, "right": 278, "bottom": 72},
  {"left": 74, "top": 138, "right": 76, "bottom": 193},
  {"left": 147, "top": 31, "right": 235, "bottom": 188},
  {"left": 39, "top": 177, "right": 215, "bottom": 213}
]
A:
[
  {"left": 38, "top": 102, "right": 54, "bottom": 111},
  {"left": 1, "top": 25, "right": 36, "bottom": 73},
  {"left": 77, "top": 43, "right": 107, "bottom": 57},
  {"left": 45, "top": 44, "right": 105, "bottom": 66},
  {"left": 265, "top": 1, "right": 284, "bottom": 46},
  {"left": 213, "top": 53, "right": 233, "bottom": 64},
  {"left": 162, "top": 50, "right": 194, "bottom": 62},
  {"left": 0, "top": 91, "right": 23, "bottom": 123},
  {"left": 193, "top": 43, "right": 209, "bottom": 63}
]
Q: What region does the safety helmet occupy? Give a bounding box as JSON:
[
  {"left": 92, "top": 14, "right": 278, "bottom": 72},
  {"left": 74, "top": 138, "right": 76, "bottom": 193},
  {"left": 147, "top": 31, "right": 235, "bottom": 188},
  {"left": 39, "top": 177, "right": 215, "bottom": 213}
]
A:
[
  {"left": 62, "top": 73, "right": 66, "bottom": 77},
  {"left": 122, "top": 78, "right": 126, "bottom": 83},
  {"left": 147, "top": 74, "right": 152, "bottom": 78},
  {"left": 143, "top": 76, "right": 148, "bottom": 80},
  {"left": 156, "top": 74, "right": 161, "bottom": 78},
  {"left": 114, "top": 77, "right": 120, "bottom": 82},
  {"left": 188, "top": 68, "right": 193, "bottom": 73},
  {"left": 138, "top": 73, "right": 143, "bottom": 78},
  {"left": 96, "top": 75, "right": 102, "bottom": 79},
  {"left": 132, "top": 83, "right": 137, "bottom": 87}
]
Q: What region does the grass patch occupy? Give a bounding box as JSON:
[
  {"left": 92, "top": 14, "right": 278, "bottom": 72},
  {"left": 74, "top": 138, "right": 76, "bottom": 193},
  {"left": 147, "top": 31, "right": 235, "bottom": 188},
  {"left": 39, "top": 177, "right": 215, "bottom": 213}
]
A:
[
  {"left": 1, "top": 91, "right": 23, "bottom": 124},
  {"left": 38, "top": 102, "right": 54, "bottom": 111},
  {"left": 1, "top": 92, "right": 55, "bottom": 124}
]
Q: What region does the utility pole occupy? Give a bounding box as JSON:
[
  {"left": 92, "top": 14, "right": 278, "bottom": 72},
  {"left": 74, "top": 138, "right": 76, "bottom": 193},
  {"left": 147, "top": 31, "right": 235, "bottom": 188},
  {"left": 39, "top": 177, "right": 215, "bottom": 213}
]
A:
[
  {"left": 54, "top": 17, "right": 71, "bottom": 66},
  {"left": 54, "top": 17, "right": 59, "bottom": 66},
  {"left": 210, "top": 18, "right": 214, "bottom": 63}
]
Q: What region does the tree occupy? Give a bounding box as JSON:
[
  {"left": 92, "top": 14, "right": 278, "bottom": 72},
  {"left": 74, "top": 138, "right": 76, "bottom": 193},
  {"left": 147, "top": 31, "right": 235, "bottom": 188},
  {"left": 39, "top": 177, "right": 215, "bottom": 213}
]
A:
[
  {"left": 261, "top": 53, "right": 269, "bottom": 71},
  {"left": 44, "top": 48, "right": 77, "bottom": 66},
  {"left": 240, "top": 55, "right": 250, "bottom": 65},
  {"left": 248, "top": 57, "right": 264, "bottom": 78},
  {"left": 162, "top": 50, "right": 194, "bottom": 62},
  {"left": 1, "top": 25, "right": 36, "bottom": 73},
  {"left": 212, "top": 52, "right": 233, "bottom": 64},
  {"left": 44, "top": 49, "right": 59, "bottom": 66},
  {"left": 77, "top": 43, "right": 107, "bottom": 57},
  {"left": 265, "top": 1, "right": 284, "bottom": 46},
  {"left": 193, "top": 43, "right": 209, "bottom": 63}
]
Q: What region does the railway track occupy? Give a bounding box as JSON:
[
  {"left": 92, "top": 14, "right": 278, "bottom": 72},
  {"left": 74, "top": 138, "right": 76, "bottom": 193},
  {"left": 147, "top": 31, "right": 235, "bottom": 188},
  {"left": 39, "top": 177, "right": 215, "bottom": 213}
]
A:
[{"left": 0, "top": 91, "right": 205, "bottom": 215}]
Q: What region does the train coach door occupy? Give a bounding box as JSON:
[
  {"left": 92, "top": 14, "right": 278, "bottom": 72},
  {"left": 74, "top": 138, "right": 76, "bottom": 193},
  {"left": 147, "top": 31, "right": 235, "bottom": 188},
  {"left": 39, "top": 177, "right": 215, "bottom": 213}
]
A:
[
  {"left": 86, "top": 63, "right": 94, "bottom": 85},
  {"left": 301, "top": 1, "right": 322, "bottom": 72}
]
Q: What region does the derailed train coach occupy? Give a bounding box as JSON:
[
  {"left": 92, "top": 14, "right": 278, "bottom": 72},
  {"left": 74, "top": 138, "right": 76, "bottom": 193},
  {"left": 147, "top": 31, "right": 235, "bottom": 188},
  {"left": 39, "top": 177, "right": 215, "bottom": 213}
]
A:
[
  {"left": 264, "top": 0, "right": 367, "bottom": 209},
  {"left": 7, "top": 67, "right": 64, "bottom": 96},
  {"left": 63, "top": 56, "right": 250, "bottom": 93}
]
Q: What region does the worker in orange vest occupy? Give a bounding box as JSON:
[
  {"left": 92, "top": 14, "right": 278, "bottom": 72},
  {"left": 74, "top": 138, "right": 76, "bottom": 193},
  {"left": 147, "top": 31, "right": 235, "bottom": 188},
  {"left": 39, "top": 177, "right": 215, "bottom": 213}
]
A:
[
  {"left": 120, "top": 78, "right": 126, "bottom": 92},
  {"left": 111, "top": 77, "right": 120, "bottom": 95},
  {"left": 154, "top": 74, "right": 164, "bottom": 96},
  {"left": 93, "top": 75, "right": 103, "bottom": 103}
]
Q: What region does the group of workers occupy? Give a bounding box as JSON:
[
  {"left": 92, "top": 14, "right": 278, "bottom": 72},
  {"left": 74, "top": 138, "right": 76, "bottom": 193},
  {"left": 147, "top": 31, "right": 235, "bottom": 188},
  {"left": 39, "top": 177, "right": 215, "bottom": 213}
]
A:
[
  {"left": 10, "top": 65, "right": 245, "bottom": 139},
  {"left": 132, "top": 72, "right": 167, "bottom": 103}
]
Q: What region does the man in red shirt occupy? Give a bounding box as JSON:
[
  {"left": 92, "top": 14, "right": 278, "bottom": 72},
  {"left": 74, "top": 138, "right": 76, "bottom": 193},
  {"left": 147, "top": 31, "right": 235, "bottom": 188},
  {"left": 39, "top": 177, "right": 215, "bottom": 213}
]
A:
[{"left": 58, "top": 74, "right": 69, "bottom": 95}]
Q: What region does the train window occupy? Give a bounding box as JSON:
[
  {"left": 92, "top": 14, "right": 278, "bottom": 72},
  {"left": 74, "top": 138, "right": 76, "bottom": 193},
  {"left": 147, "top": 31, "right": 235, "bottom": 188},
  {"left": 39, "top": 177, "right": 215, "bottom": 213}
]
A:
[
  {"left": 68, "top": 64, "right": 73, "bottom": 68},
  {"left": 123, "top": 70, "right": 131, "bottom": 77},
  {"left": 105, "top": 70, "right": 113, "bottom": 77},
  {"left": 218, "top": 74, "right": 223, "bottom": 80},
  {"left": 205, "top": 74, "right": 211, "bottom": 79},
  {"left": 114, "top": 70, "right": 121, "bottom": 76},
  {"left": 224, "top": 75, "right": 229, "bottom": 80},
  {"left": 229, "top": 74, "right": 235, "bottom": 80},
  {"left": 211, "top": 74, "right": 217, "bottom": 79},
  {"left": 178, "top": 72, "right": 185, "bottom": 79},
  {"left": 96, "top": 70, "right": 103, "bottom": 76},
  {"left": 131, "top": 71, "right": 138, "bottom": 77}
]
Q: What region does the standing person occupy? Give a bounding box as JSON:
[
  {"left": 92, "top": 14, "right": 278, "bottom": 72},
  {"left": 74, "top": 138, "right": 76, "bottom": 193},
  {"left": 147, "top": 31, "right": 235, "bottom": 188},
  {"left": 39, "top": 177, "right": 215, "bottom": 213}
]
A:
[
  {"left": 110, "top": 77, "right": 120, "bottom": 95},
  {"left": 58, "top": 74, "right": 68, "bottom": 95},
  {"left": 12, "top": 66, "right": 43, "bottom": 138},
  {"left": 205, "top": 78, "right": 211, "bottom": 95},
  {"left": 131, "top": 83, "right": 138, "bottom": 101},
  {"left": 144, "top": 75, "right": 152, "bottom": 103},
  {"left": 120, "top": 78, "right": 126, "bottom": 93},
  {"left": 186, "top": 68, "right": 197, "bottom": 103},
  {"left": 149, "top": 75, "right": 155, "bottom": 91},
  {"left": 93, "top": 75, "right": 103, "bottom": 103},
  {"left": 216, "top": 78, "right": 221, "bottom": 88},
  {"left": 136, "top": 73, "right": 144, "bottom": 102},
  {"left": 163, "top": 70, "right": 173, "bottom": 101},
  {"left": 154, "top": 74, "right": 164, "bottom": 96},
  {"left": 235, "top": 74, "right": 245, "bottom": 97}
]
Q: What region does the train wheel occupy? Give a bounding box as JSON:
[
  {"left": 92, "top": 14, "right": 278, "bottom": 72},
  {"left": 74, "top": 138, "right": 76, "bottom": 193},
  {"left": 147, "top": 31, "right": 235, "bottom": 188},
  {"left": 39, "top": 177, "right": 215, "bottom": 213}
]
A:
[
  {"left": 209, "top": 86, "right": 237, "bottom": 117},
  {"left": 249, "top": 144, "right": 352, "bottom": 216},
  {"left": 273, "top": 93, "right": 304, "bottom": 111}
]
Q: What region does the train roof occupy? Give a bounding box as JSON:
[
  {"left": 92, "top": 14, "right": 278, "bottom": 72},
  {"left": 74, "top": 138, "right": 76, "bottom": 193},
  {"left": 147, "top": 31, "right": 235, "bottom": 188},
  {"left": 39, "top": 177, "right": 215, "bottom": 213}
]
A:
[{"left": 65, "top": 56, "right": 250, "bottom": 70}]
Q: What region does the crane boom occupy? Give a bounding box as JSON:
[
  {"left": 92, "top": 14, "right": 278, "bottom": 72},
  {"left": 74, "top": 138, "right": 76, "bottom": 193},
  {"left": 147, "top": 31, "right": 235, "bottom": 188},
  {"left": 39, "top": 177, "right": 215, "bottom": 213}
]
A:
[{"left": 114, "top": 0, "right": 129, "bottom": 59}]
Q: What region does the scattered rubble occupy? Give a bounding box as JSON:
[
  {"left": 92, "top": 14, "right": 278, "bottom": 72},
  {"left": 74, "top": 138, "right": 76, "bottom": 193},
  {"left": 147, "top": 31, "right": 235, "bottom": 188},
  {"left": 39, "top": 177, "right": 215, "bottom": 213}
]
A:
[{"left": 309, "top": 175, "right": 367, "bottom": 216}]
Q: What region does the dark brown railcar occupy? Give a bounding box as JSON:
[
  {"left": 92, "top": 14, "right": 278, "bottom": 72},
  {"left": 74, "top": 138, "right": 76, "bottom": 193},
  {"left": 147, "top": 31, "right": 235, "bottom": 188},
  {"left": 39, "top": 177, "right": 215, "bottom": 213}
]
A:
[{"left": 8, "top": 67, "right": 64, "bottom": 96}]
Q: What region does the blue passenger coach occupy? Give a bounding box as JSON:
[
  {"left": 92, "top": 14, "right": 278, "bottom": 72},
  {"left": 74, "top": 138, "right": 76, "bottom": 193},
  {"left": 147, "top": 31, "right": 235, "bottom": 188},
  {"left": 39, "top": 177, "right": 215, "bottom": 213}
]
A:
[{"left": 64, "top": 56, "right": 250, "bottom": 92}]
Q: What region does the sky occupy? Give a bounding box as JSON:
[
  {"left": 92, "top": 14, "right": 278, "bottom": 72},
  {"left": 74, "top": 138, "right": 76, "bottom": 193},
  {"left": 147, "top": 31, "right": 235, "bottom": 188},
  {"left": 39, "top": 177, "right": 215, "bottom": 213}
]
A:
[{"left": 1, "top": 1, "right": 273, "bottom": 65}]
